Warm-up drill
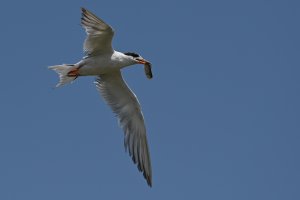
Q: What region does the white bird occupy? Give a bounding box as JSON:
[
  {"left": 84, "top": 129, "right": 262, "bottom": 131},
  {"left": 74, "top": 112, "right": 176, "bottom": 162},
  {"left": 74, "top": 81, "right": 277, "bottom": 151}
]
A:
[{"left": 49, "top": 8, "right": 153, "bottom": 187}]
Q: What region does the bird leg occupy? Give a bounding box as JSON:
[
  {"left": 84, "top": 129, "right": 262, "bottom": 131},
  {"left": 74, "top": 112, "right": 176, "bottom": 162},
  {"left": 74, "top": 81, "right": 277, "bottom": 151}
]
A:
[{"left": 67, "top": 68, "right": 79, "bottom": 77}]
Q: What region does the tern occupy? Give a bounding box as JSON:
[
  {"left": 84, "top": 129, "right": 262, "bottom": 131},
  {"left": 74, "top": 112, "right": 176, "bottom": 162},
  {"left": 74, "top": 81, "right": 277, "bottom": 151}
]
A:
[{"left": 49, "top": 8, "right": 153, "bottom": 187}]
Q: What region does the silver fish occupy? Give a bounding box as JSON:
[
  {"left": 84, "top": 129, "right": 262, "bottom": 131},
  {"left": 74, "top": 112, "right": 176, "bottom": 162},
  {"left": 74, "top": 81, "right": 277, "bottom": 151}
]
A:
[{"left": 144, "top": 62, "right": 153, "bottom": 79}]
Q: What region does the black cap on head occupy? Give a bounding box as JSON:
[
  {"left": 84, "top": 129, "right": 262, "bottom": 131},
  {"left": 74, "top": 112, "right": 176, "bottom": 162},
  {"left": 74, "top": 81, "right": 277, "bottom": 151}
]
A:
[{"left": 124, "top": 52, "right": 140, "bottom": 58}]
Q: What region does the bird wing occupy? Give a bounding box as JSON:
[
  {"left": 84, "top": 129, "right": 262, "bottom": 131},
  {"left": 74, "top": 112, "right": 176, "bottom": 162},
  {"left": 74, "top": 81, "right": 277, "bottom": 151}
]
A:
[
  {"left": 81, "top": 7, "right": 114, "bottom": 55},
  {"left": 95, "top": 71, "right": 152, "bottom": 187}
]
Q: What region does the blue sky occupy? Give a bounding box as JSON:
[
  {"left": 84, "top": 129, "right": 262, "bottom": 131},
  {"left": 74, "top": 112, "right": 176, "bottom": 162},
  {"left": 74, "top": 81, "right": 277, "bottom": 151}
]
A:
[{"left": 0, "top": 0, "right": 299, "bottom": 199}]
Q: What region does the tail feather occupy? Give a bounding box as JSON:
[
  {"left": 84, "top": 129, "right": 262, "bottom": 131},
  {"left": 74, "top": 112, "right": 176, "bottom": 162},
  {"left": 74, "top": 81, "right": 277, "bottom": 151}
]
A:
[{"left": 48, "top": 64, "right": 78, "bottom": 87}]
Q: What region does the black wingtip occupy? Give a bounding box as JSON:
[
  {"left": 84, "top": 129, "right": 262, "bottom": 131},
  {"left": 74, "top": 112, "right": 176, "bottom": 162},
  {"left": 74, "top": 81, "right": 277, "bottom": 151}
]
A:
[
  {"left": 141, "top": 166, "right": 152, "bottom": 187},
  {"left": 145, "top": 174, "right": 152, "bottom": 187},
  {"left": 131, "top": 154, "right": 152, "bottom": 187}
]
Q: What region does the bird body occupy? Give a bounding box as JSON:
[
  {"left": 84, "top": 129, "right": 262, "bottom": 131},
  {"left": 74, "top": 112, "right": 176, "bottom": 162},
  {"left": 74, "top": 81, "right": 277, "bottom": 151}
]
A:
[
  {"left": 79, "top": 51, "right": 138, "bottom": 75},
  {"left": 49, "top": 8, "right": 153, "bottom": 187}
]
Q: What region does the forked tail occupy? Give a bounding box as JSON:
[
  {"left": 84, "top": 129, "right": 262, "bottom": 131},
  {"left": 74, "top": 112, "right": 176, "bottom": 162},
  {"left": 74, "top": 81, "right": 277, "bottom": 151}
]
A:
[{"left": 48, "top": 64, "right": 78, "bottom": 87}]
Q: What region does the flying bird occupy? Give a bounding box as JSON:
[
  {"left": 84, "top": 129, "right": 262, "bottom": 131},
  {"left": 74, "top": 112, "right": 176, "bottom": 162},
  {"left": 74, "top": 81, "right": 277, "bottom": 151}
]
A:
[{"left": 49, "top": 7, "right": 153, "bottom": 187}]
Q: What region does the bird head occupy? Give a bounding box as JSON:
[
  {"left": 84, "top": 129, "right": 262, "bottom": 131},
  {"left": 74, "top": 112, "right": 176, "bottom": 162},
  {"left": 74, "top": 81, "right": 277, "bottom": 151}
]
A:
[
  {"left": 124, "top": 52, "right": 153, "bottom": 79},
  {"left": 124, "top": 52, "right": 150, "bottom": 65}
]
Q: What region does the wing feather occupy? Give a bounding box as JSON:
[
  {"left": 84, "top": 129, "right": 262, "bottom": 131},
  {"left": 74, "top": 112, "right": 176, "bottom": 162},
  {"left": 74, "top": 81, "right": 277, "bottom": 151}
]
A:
[
  {"left": 95, "top": 71, "right": 152, "bottom": 187},
  {"left": 81, "top": 8, "right": 114, "bottom": 55}
]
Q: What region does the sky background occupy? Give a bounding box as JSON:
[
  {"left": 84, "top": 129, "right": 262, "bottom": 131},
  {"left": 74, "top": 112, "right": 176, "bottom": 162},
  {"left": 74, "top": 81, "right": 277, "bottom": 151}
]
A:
[{"left": 0, "top": 0, "right": 299, "bottom": 199}]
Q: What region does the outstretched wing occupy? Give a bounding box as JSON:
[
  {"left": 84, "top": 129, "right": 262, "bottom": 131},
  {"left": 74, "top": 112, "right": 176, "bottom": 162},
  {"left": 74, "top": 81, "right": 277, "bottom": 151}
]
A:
[
  {"left": 95, "top": 71, "right": 152, "bottom": 187},
  {"left": 81, "top": 7, "right": 114, "bottom": 55}
]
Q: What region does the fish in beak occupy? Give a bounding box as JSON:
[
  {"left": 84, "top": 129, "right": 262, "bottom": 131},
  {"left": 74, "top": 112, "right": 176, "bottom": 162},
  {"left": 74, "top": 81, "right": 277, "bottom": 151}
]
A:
[{"left": 136, "top": 58, "right": 153, "bottom": 79}]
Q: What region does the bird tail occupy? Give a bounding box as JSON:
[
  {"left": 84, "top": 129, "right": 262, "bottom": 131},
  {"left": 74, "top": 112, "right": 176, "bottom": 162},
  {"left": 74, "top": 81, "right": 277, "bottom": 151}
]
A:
[{"left": 48, "top": 64, "right": 78, "bottom": 87}]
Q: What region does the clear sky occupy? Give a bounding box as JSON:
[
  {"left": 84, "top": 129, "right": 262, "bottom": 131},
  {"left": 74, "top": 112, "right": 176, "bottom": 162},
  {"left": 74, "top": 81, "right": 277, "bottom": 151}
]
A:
[{"left": 0, "top": 0, "right": 299, "bottom": 199}]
